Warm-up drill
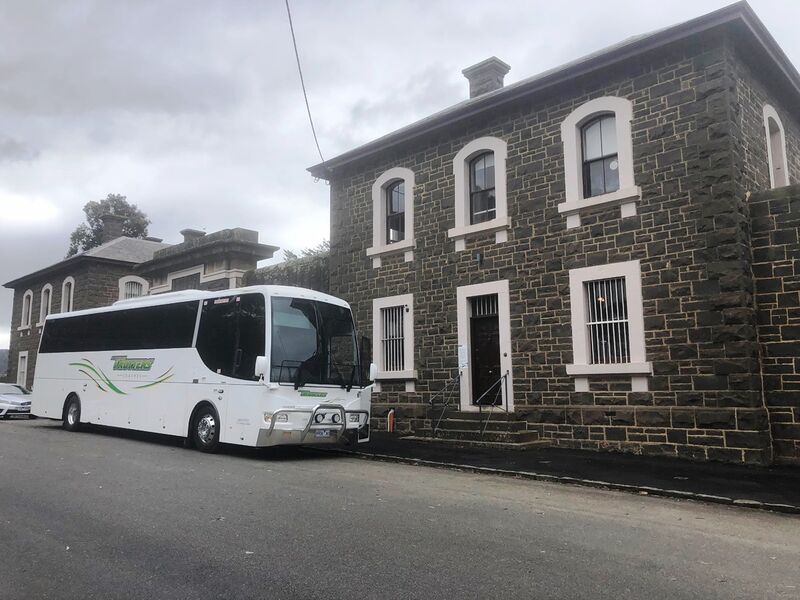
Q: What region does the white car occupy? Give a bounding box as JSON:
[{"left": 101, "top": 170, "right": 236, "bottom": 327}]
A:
[{"left": 0, "top": 384, "right": 32, "bottom": 419}]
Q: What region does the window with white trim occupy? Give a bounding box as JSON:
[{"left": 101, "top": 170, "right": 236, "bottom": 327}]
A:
[
  {"left": 20, "top": 290, "right": 33, "bottom": 328},
  {"left": 372, "top": 294, "right": 415, "bottom": 380},
  {"left": 17, "top": 351, "right": 28, "bottom": 388},
  {"left": 367, "top": 167, "right": 415, "bottom": 268},
  {"left": 448, "top": 136, "right": 509, "bottom": 250},
  {"left": 567, "top": 260, "right": 651, "bottom": 391},
  {"left": 763, "top": 104, "right": 790, "bottom": 189},
  {"left": 118, "top": 275, "right": 149, "bottom": 300},
  {"left": 559, "top": 97, "right": 640, "bottom": 228},
  {"left": 61, "top": 277, "right": 75, "bottom": 313},
  {"left": 38, "top": 284, "right": 52, "bottom": 325}
]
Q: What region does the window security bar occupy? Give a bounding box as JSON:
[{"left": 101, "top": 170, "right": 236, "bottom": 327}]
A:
[{"left": 381, "top": 305, "right": 405, "bottom": 372}]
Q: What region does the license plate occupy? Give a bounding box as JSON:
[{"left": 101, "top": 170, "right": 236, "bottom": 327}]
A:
[{"left": 315, "top": 430, "right": 331, "bottom": 438}]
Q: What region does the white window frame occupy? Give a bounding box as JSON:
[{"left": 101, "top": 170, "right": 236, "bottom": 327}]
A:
[
  {"left": 559, "top": 97, "right": 641, "bottom": 228},
  {"left": 19, "top": 289, "right": 33, "bottom": 329},
  {"left": 366, "top": 167, "right": 416, "bottom": 268},
  {"left": 567, "top": 260, "right": 651, "bottom": 391},
  {"left": 61, "top": 277, "right": 75, "bottom": 313},
  {"left": 37, "top": 284, "right": 53, "bottom": 326},
  {"left": 448, "top": 136, "right": 510, "bottom": 250},
  {"left": 763, "top": 104, "right": 790, "bottom": 189},
  {"left": 118, "top": 275, "right": 149, "bottom": 300},
  {"left": 456, "top": 280, "right": 514, "bottom": 412},
  {"left": 16, "top": 351, "right": 29, "bottom": 388},
  {"left": 372, "top": 294, "right": 416, "bottom": 382}
]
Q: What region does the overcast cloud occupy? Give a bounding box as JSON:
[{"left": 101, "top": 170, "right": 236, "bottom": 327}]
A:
[{"left": 0, "top": 0, "right": 796, "bottom": 348}]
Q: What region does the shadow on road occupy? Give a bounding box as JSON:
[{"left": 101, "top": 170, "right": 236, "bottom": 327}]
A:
[{"left": 15, "top": 418, "right": 346, "bottom": 463}]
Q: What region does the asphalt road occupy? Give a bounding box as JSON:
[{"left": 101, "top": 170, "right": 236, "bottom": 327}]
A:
[{"left": 1, "top": 419, "right": 798, "bottom": 600}]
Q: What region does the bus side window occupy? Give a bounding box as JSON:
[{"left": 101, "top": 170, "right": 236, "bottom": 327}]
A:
[
  {"left": 196, "top": 299, "right": 238, "bottom": 377},
  {"left": 234, "top": 294, "right": 265, "bottom": 381},
  {"left": 195, "top": 294, "right": 265, "bottom": 381}
]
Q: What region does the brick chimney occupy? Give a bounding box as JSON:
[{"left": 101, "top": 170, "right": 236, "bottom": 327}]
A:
[
  {"left": 462, "top": 56, "right": 510, "bottom": 98},
  {"left": 180, "top": 228, "right": 206, "bottom": 243},
  {"left": 99, "top": 213, "right": 126, "bottom": 243}
]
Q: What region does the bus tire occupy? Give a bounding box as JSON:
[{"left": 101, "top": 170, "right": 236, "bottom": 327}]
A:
[
  {"left": 63, "top": 396, "right": 81, "bottom": 432},
  {"left": 191, "top": 404, "right": 220, "bottom": 453}
]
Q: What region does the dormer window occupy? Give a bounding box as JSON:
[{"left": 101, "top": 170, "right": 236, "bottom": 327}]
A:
[
  {"left": 581, "top": 115, "right": 619, "bottom": 198},
  {"left": 386, "top": 181, "right": 405, "bottom": 244},
  {"left": 469, "top": 152, "right": 496, "bottom": 224}
]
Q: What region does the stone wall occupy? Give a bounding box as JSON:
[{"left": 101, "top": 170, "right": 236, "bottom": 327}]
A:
[
  {"left": 326, "top": 33, "right": 798, "bottom": 464},
  {"left": 244, "top": 254, "right": 329, "bottom": 293},
  {"left": 751, "top": 185, "right": 800, "bottom": 463},
  {"left": 6, "top": 261, "right": 135, "bottom": 387}
]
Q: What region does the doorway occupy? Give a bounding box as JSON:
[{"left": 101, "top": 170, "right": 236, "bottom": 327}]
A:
[
  {"left": 456, "top": 280, "right": 514, "bottom": 412},
  {"left": 470, "top": 295, "right": 501, "bottom": 405}
]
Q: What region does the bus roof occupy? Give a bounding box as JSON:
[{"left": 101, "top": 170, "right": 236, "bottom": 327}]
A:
[{"left": 44, "top": 285, "right": 350, "bottom": 321}]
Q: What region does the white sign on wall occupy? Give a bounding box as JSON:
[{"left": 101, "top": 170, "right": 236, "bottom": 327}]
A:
[{"left": 458, "top": 344, "right": 469, "bottom": 369}]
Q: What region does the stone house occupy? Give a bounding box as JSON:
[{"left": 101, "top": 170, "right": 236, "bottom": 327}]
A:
[
  {"left": 308, "top": 2, "right": 800, "bottom": 464},
  {"left": 4, "top": 219, "right": 276, "bottom": 387},
  {"left": 4, "top": 214, "right": 168, "bottom": 388},
  {"left": 135, "top": 228, "right": 277, "bottom": 294}
]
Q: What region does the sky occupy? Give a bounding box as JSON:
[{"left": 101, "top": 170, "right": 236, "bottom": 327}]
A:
[{"left": 0, "top": 0, "right": 796, "bottom": 348}]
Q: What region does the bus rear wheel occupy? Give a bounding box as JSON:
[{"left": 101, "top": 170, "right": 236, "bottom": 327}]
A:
[
  {"left": 63, "top": 396, "right": 81, "bottom": 432},
  {"left": 191, "top": 406, "right": 220, "bottom": 453}
]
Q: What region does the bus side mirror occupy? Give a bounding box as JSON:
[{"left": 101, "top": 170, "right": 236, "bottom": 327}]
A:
[
  {"left": 369, "top": 362, "right": 378, "bottom": 382},
  {"left": 255, "top": 356, "right": 268, "bottom": 381}
]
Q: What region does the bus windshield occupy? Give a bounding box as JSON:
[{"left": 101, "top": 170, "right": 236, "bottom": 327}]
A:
[{"left": 270, "top": 297, "right": 361, "bottom": 388}]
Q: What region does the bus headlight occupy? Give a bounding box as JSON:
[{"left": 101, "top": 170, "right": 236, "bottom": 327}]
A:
[
  {"left": 331, "top": 413, "right": 341, "bottom": 424},
  {"left": 348, "top": 414, "right": 360, "bottom": 423},
  {"left": 314, "top": 413, "right": 325, "bottom": 424},
  {"left": 264, "top": 412, "right": 288, "bottom": 423}
]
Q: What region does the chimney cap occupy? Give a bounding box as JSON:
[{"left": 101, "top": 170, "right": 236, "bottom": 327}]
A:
[
  {"left": 144, "top": 236, "right": 163, "bottom": 243},
  {"left": 462, "top": 56, "right": 511, "bottom": 98},
  {"left": 180, "top": 228, "right": 206, "bottom": 242},
  {"left": 99, "top": 213, "right": 127, "bottom": 243}
]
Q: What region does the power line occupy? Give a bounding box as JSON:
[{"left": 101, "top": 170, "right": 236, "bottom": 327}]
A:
[{"left": 285, "top": 0, "right": 325, "bottom": 165}]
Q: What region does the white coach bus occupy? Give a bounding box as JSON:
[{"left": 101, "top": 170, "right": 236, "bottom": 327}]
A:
[{"left": 32, "top": 285, "right": 373, "bottom": 452}]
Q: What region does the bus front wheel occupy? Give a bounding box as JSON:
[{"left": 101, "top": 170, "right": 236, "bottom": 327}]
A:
[
  {"left": 191, "top": 405, "right": 220, "bottom": 453},
  {"left": 63, "top": 396, "right": 81, "bottom": 432}
]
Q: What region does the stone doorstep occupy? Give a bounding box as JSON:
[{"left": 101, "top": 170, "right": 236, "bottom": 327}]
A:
[
  {"left": 415, "top": 427, "right": 541, "bottom": 444},
  {"left": 309, "top": 447, "right": 800, "bottom": 515},
  {"left": 400, "top": 435, "right": 549, "bottom": 451}
]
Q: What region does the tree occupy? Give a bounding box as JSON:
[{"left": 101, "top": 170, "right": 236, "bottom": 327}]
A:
[
  {"left": 66, "top": 194, "right": 151, "bottom": 257},
  {"left": 283, "top": 239, "right": 329, "bottom": 262}
]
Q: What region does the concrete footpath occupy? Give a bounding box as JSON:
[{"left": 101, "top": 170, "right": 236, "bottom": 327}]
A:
[{"left": 314, "top": 433, "right": 800, "bottom": 514}]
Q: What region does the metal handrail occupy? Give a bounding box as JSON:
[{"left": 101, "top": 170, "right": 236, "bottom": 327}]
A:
[
  {"left": 475, "top": 372, "right": 509, "bottom": 438},
  {"left": 430, "top": 372, "right": 461, "bottom": 437}
]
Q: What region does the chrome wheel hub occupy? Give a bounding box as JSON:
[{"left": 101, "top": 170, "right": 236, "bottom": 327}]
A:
[
  {"left": 67, "top": 404, "right": 78, "bottom": 425},
  {"left": 197, "top": 414, "right": 216, "bottom": 444}
]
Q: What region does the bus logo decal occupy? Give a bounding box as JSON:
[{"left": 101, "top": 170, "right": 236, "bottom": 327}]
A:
[
  {"left": 299, "top": 390, "right": 327, "bottom": 398},
  {"left": 69, "top": 359, "right": 127, "bottom": 395},
  {"left": 69, "top": 359, "right": 175, "bottom": 394},
  {"left": 111, "top": 356, "right": 155, "bottom": 372}
]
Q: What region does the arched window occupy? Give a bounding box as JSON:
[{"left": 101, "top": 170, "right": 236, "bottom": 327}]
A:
[
  {"left": 61, "top": 277, "right": 75, "bottom": 313},
  {"left": 449, "top": 136, "right": 509, "bottom": 250},
  {"left": 581, "top": 115, "right": 618, "bottom": 198},
  {"left": 367, "top": 167, "right": 416, "bottom": 268},
  {"left": 560, "top": 97, "right": 640, "bottom": 228},
  {"left": 118, "top": 276, "right": 149, "bottom": 300},
  {"left": 39, "top": 284, "right": 53, "bottom": 324},
  {"left": 469, "top": 152, "right": 496, "bottom": 224},
  {"left": 763, "top": 104, "right": 789, "bottom": 189},
  {"left": 386, "top": 180, "right": 405, "bottom": 243},
  {"left": 20, "top": 290, "right": 33, "bottom": 328}
]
